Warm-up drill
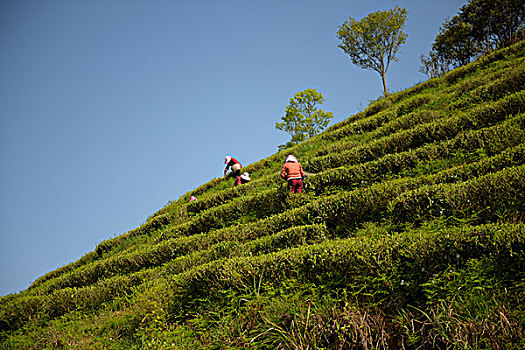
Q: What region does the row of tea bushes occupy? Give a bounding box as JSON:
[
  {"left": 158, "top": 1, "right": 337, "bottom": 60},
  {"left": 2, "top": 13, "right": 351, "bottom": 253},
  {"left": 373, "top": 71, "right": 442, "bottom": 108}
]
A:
[
  {"left": 168, "top": 222, "right": 525, "bottom": 348},
  {"left": 91, "top": 102, "right": 446, "bottom": 255},
  {"left": 6, "top": 216, "right": 523, "bottom": 337},
  {"left": 319, "top": 95, "right": 441, "bottom": 143},
  {"left": 310, "top": 154, "right": 525, "bottom": 232},
  {"left": 3, "top": 223, "right": 328, "bottom": 331},
  {"left": 137, "top": 70, "right": 524, "bottom": 234},
  {"left": 0, "top": 269, "right": 151, "bottom": 332},
  {"left": 34, "top": 138, "right": 524, "bottom": 296},
  {"left": 322, "top": 59, "right": 522, "bottom": 146},
  {"left": 380, "top": 42, "right": 523, "bottom": 107},
  {"left": 441, "top": 57, "right": 521, "bottom": 99},
  {"left": 320, "top": 109, "right": 398, "bottom": 142},
  {"left": 168, "top": 222, "right": 524, "bottom": 319},
  {"left": 186, "top": 113, "right": 524, "bottom": 220},
  {"left": 307, "top": 116, "right": 525, "bottom": 193},
  {"left": 30, "top": 126, "right": 524, "bottom": 298},
  {"left": 342, "top": 40, "right": 524, "bottom": 123},
  {"left": 162, "top": 224, "right": 329, "bottom": 278},
  {"left": 306, "top": 91, "right": 524, "bottom": 172},
  {"left": 443, "top": 39, "right": 525, "bottom": 85},
  {"left": 448, "top": 59, "right": 525, "bottom": 110},
  {"left": 388, "top": 164, "right": 525, "bottom": 224}
]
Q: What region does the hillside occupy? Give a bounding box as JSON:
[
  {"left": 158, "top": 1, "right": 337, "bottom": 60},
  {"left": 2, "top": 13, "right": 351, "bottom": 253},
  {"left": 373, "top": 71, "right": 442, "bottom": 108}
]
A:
[{"left": 1, "top": 41, "right": 524, "bottom": 349}]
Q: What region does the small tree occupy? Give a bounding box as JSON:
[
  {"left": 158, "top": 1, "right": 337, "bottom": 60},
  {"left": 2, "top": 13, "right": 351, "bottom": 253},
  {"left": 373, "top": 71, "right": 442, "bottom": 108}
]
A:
[
  {"left": 419, "top": 50, "right": 451, "bottom": 79},
  {"left": 276, "top": 88, "right": 333, "bottom": 150},
  {"left": 337, "top": 6, "right": 408, "bottom": 96}
]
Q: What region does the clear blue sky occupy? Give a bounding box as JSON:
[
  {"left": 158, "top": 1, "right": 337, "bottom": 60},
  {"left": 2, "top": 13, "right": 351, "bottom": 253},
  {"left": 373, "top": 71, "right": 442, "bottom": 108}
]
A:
[{"left": 0, "top": 0, "right": 466, "bottom": 296}]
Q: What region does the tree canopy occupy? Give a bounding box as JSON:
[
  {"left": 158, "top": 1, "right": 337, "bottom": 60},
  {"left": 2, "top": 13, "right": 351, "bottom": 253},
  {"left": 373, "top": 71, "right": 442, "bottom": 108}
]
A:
[
  {"left": 420, "top": 0, "right": 524, "bottom": 77},
  {"left": 276, "top": 88, "right": 333, "bottom": 150},
  {"left": 460, "top": 0, "right": 524, "bottom": 50},
  {"left": 337, "top": 6, "right": 408, "bottom": 96},
  {"left": 433, "top": 15, "right": 479, "bottom": 67}
]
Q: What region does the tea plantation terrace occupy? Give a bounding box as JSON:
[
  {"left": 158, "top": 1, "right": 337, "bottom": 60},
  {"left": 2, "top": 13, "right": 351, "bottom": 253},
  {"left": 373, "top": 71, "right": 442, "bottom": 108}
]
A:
[{"left": 1, "top": 40, "right": 524, "bottom": 349}]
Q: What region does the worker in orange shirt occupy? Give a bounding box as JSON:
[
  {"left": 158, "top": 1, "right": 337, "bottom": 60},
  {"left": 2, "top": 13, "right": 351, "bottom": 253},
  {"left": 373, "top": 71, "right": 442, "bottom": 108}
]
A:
[{"left": 280, "top": 154, "right": 305, "bottom": 194}]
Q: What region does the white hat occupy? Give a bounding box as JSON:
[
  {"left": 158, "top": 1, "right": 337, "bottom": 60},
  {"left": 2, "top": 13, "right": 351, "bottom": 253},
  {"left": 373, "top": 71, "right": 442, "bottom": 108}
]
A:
[
  {"left": 240, "top": 172, "right": 251, "bottom": 181},
  {"left": 225, "top": 156, "right": 231, "bottom": 164},
  {"left": 284, "top": 154, "right": 298, "bottom": 163}
]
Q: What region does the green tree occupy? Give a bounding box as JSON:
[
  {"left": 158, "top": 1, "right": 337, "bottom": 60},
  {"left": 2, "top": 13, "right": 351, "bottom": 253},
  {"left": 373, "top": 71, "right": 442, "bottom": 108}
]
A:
[
  {"left": 423, "top": 0, "right": 524, "bottom": 77},
  {"left": 276, "top": 88, "right": 333, "bottom": 150},
  {"left": 419, "top": 50, "right": 451, "bottom": 79},
  {"left": 433, "top": 15, "right": 480, "bottom": 68},
  {"left": 460, "top": 0, "right": 524, "bottom": 50},
  {"left": 337, "top": 6, "right": 408, "bottom": 96}
]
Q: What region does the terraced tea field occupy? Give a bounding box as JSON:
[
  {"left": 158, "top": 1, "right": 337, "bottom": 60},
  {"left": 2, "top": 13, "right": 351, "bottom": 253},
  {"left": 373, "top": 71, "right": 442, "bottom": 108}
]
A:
[{"left": 1, "top": 41, "right": 524, "bottom": 349}]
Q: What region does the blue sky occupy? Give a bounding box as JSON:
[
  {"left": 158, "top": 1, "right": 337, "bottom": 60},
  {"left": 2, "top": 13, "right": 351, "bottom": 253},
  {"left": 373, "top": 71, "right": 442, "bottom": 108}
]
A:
[{"left": 0, "top": 0, "right": 466, "bottom": 296}]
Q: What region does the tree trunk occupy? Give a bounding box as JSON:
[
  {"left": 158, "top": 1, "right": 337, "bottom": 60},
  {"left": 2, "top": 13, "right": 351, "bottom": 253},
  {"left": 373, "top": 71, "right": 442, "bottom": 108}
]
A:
[{"left": 381, "top": 70, "right": 388, "bottom": 96}]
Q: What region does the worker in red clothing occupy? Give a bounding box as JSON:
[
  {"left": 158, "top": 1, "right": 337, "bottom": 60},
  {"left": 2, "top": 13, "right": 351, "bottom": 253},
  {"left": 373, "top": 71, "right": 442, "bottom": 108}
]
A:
[
  {"left": 280, "top": 154, "right": 305, "bottom": 194},
  {"left": 224, "top": 156, "right": 242, "bottom": 176},
  {"left": 234, "top": 172, "right": 251, "bottom": 186}
]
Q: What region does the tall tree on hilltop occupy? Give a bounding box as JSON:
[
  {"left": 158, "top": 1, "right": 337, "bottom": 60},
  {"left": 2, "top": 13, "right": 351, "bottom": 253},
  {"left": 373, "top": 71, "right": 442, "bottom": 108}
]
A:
[
  {"left": 337, "top": 6, "right": 408, "bottom": 96},
  {"left": 276, "top": 88, "right": 333, "bottom": 150}
]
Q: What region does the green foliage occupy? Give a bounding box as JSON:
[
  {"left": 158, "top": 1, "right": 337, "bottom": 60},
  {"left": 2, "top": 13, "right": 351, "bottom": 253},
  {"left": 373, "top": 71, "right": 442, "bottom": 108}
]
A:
[
  {"left": 423, "top": 0, "right": 525, "bottom": 75},
  {"left": 460, "top": 0, "right": 525, "bottom": 50},
  {"left": 433, "top": 15, "right": 479, "bottom": 67},
  {"left": 337, "top": 6, "right": 408, "bottom": 95},
  {"left": 276, "top": 88, "right": 334, "bottom": 150},
  {"left": 419, "top": 50, "right": 450, "bottom": 79}
]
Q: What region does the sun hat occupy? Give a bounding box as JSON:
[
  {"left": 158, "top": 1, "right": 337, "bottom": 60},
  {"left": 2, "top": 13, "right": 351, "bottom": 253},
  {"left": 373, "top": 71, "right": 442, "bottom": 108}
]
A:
[
  {"left": 225, "top": 156, "right": 232, "bottom": 164},
  {"left": 284, "top": 154, "right": 298, "bottom": 163},
  {"left": 240, "top": 172, "right": 251, "bottom": 181}
]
